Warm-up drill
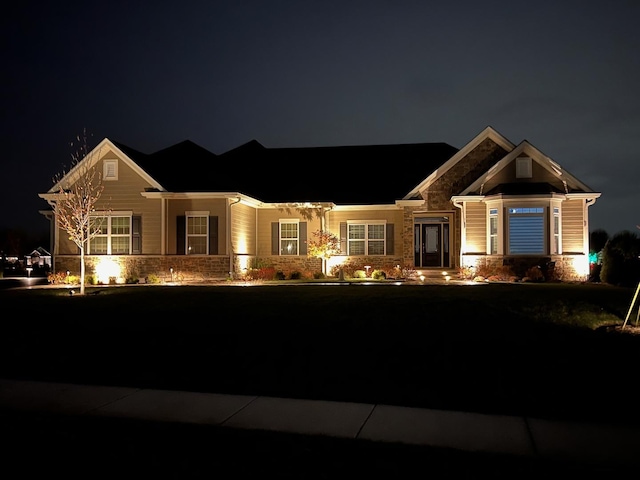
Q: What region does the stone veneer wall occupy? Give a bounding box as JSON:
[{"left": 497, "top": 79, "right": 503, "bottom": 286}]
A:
[
  {"left": 423, "top": 138, "right": 508, "bottom": 210},
  {"left": 401, "top": 205, "right": 461, "bottom": 272},
  {"left": 54, "top": 255, "right": 232, "bottom": 283},
  {"left": 401, "top": 138, "right": 510, "bottom": 273},
  {"left": 461, "top": 254, "right": 588, "bottom": 282},
  {"left": 252, "top": 256, "right": 323, "bottom": 276}
]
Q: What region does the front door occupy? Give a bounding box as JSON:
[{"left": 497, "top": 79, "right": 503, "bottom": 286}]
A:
[{"left": 414, "top": 217, "right": 450, "bottom": 268}]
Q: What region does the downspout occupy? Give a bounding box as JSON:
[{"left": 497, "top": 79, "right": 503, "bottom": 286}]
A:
[
  {"left": 452, "top": 198, "right": 464, "bottom": 268},
  {"left": 161, "top": 197, "right": 166, "bottom": 255},
  {"left": 322, "top": 205, "right": 333, "bottom": 275},
  {"left": 227, "top": 196, "right": 241, "bottom": 278}
]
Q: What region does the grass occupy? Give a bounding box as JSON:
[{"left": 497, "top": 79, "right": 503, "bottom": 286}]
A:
[
  {"left": 1, "top": 281, "right": 639, "bottom": 477},
  {"left": 1, "top": 281, "right": 638, "bottom": 425}
]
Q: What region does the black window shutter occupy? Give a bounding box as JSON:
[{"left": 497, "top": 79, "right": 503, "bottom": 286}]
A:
[
  {"left": 386, "top": 223, "right": 394, "bottom": 255},
  {"left": 209, "top": 216, "right": 218, "bottom": 254},
  {"left": 271, "top": 222, "right": 279, "bottom": 255},
  {"left": 340, "top": 222, "right": 347, "bottom": 254},
  {"left": 299, "top": 222, "right": 307, "bottom": 255},
  {"left": 132, "top": 216, "right": 142, "bottom": 254},
  {"left": 177, "top": 216, "right": 186, "bottom": 255}
]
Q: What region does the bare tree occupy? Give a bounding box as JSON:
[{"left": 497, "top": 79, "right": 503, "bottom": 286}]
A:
[{"left": 51, "top": 130, "right": 106, "bottom": 295}]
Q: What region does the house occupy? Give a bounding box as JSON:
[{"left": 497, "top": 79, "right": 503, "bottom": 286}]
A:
[
  {"left": 38, "top": 126, "right": 601, "bottom": 283},
  {"left": 25, "top": 247, "right": 52, "bottom": 269}
]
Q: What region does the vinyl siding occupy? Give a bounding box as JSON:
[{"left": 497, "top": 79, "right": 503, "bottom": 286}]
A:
[
  {"left": 56, "top": 151, "right": 162, "bottom": 254},
  {"left": 256, "top": 208, "right": 322, "bottom": 257},
  {"left": 562, "top": 199, "right": 584, "bottom": 253},
  {"left": 464, "top": 202, "right": 487, "bottom": 253},
  {"left": 481, "top": 156, "right": 565, "bottom": 192},
  {"left": 166, "top": 198, "right": 227, "bottom": 254},
  {"left": 326, "top": 209, "right": 403, "bottom": 255},
  {"left": 231, "top": 202, "right": 257, "bottom": 255}
]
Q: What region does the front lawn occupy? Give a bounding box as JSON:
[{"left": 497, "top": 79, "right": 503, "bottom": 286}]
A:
[{"left": 1, "top": 282, "right": 638, "bottom": 426}]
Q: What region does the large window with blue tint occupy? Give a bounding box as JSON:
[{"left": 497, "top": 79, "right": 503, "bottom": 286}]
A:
[{"left": 508, "top": 207, "right": 544, "bottom": 254}]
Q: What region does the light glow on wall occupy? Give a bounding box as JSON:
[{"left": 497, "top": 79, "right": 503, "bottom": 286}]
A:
[
  {"left": 569, "top": 256, "right": 589, "bottom": 279},
  {"left": 94, "top": 257, "right": 124, "bottom": 284}
]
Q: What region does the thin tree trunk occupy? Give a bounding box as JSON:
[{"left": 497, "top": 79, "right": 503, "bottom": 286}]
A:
[{"left": 80, "top": 245, "right": 86, "bottom": 296}]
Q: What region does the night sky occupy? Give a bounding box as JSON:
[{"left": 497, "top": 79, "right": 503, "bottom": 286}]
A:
[{"left": 3, "top": 1, "right": 639, "bottom": 238}]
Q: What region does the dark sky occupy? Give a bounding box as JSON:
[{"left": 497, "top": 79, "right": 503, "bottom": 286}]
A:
[{"left": 3, "top": 1, "right": 639, "bottom": 237}]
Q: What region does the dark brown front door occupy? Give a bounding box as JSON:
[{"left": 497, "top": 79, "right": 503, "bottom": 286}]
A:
[{"left": 414, "top": 219, "right": 450, "bottom": 268}]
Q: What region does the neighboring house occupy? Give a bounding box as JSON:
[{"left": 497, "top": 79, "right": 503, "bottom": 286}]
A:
[
  {"left": 38, "top": 126, "right": 601, "bottom": 283},
  {"left": 25, "top": 247, "right": 52, "bottom": 269}
]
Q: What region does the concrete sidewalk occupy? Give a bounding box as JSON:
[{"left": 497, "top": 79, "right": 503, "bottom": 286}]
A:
[{"left": 1, "top": 378, "right": 638, "bottom": 468}]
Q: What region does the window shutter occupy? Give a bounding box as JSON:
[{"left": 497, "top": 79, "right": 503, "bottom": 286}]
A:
[
  {"left": 132, "top": 216, "right": 142, "bottom": 254},
  {"left": 299, "top": 222, "right": 307, "bottom": 255},
  {"left": 209, "top": 216, "right": 218, "bottom": 255},
  {"left": 177, "top": 216, "right": 185, "bottom": 255},
  {"left": 340, "top": 222, "right": 347, "bottom": 254},
  {"left": 271, "top": 222, "right": 279, "bottom": 255},
  {"left": 386, "top": 223, "right": 394, "bottom": 255}
]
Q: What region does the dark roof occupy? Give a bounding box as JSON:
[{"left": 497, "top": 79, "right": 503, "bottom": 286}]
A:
[
  {"left": 112, "top": 139, "right": 459, "bottom": 203},
  {"left": 113, "top": 140, "right": 220, "bottom": 192},
  {"left": 218, "top": 141, "right": 460, "bottom": 204}
]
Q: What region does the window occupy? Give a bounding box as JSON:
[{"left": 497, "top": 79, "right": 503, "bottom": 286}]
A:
[
  {"left": 186, "top": 213, "right": 208, "bottom": 255},
  {"left": 516, "top": 157, "right": 532, "bottom": 178},
  {"left": 489, "top": 208, "right": 498, "bottom": 254},
  {"left": 89, "top": 215, "right": 131, "bottom": 254},
  {"left": 508, "top": 207, "right": 544, "bottom": 254},
  {"left": 279, "top": 220, "right": 299, "bottom": 255},
  {"left": 348, "top": 222, "right": 386, "bottom": 255},
  {"left": 103, "top": 160, "right": 118, "bottom": 180}
]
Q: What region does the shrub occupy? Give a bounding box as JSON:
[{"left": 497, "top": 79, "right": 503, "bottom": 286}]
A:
[
  {"left": 289, "top": 271, "right": 302, "bottom": 280},
  {"left": 245, "top": 267, "right": 276, "bottom": 281},
  {"left": 523, "top": 266, "right": 544, "bottom": 282},
  {"left": 601, "top": 230, "right": 640, "bottom": 287},
  {"left": 372, "top": 269, "right": 386, "bottom": 280},
  {"left": 146, "top": 274, "right": 161, "bottom": 284}
]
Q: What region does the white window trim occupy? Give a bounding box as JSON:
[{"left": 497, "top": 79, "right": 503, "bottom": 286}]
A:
[
  {"left": 103, "top": 159, "right": 118, "bottom": 181},
  {"left": 88, "top": 211, "right": 133, "bottom": 255},
  {"left": 484, "top": 199, "right": 567, "bottom": 256},
  {"left": 186, "top": 211, "right": 209, "bottom": 255},
  {"left": 279, "top": 218, "right": 300, "bottom": 256},
  {"left": 551, "top": 201, "right": 562, "bottom": 254},
  {"left": 485, "top": 201, "right": 503, "bottom": 255},
  {"left": 346, "top": 220, "right": 387, "bottom": 256}
]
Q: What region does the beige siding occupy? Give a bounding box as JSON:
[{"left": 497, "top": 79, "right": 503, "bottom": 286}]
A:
[
  {"left": 166, "top": 198, "right": 228, "bottom": 254},
  {"left": 231, "top": 202, "right": 257, "bottom": 255},
  {"left": 256, "top": 208, "right": 322, "bottom": 257},
  {"left": 562, "top": 199, "right": 584, "bottom": 253},
  {"left": 56, "top": 150, "right": 162, "bottom": 254},
  {"left": 327, "top": 209, "right": 404, "bottom": 255},
  {"left": 482, "top": 156, "right": 565, "bottom": 193},
  {"left": 464, "top": 203, "right": 486, "bottom": 253}
]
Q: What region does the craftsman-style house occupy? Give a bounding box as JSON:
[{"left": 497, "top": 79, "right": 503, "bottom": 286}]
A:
[{"left": 38, "top": 126, "right": 601, "bottom": 283}]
